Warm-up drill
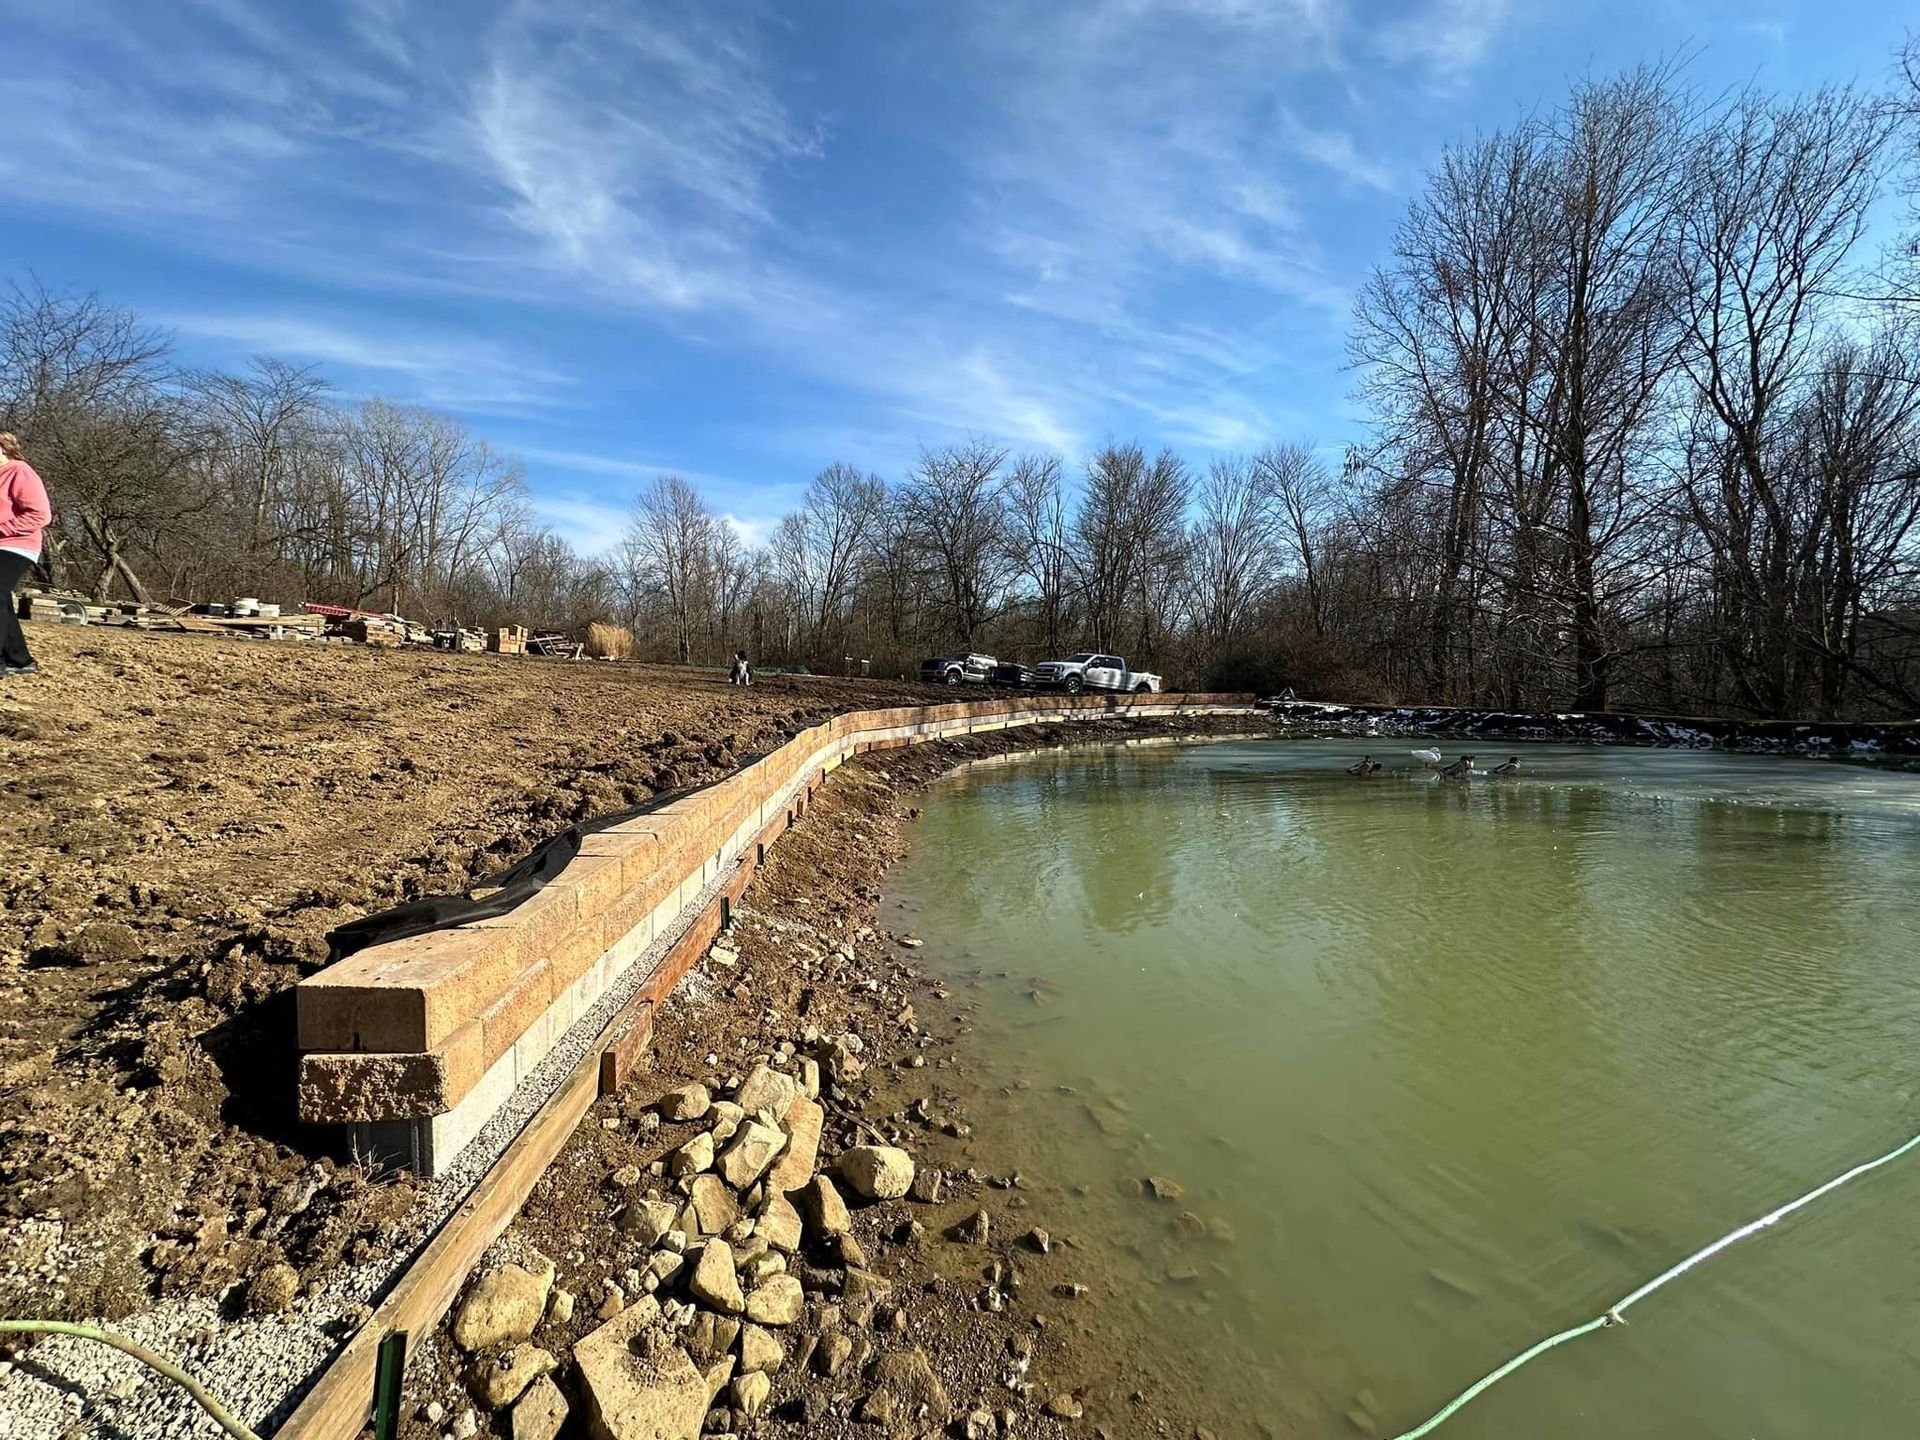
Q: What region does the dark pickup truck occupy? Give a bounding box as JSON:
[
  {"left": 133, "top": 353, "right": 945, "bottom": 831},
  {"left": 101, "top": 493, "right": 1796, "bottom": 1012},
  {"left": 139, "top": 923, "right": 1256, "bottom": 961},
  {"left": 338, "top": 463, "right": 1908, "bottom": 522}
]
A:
[{"left": 920, "top": 652, "right": 998, "bottom": 686}]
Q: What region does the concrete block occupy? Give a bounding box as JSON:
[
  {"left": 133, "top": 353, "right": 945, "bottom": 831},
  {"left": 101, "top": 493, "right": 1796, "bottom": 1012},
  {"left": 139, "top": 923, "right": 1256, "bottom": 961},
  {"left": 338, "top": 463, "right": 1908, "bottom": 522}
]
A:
[
  {"left": 546, "top": 853, "right": 626, "bottom": 927},
  {"left": 577, "top": 830, "right": 660, "bottom": 891},
  {"left": 511, "top": 1004, "right": 554, "bottom": 1085},
  {"left": 481, "top": 959, "right": 554, "bottom": 1071},
  {"left": 548, "top": 915, "right": 609, "bottom": 990},
  {"left": 298, "top": 925, "right": 523, "bottom": 1054},
  {"left": 297, "top": 1019, "right": 485, "bottom": 1123},
  {"left": 606, "top": 912, "right": 651, "bottom": 976},
  {"left": 424, "top": 1043, "right": 518, "bottom": 1173},
  {"left": 467, "top": 883, "right": 580, "bottom": 962}
]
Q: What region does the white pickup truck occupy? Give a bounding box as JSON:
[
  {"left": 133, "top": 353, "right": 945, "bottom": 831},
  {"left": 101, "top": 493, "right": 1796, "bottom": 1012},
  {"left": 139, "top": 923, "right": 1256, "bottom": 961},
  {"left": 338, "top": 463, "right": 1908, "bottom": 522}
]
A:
[{"left": 1031, "top": 653, "right": 1163, "bottom": 694}]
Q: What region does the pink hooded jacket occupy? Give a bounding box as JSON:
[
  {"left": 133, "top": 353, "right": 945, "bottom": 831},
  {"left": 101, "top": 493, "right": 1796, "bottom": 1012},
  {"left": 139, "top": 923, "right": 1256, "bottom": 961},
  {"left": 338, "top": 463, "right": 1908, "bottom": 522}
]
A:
[{"left": 0, "top": 458, "right": 52, "bottom": 558}]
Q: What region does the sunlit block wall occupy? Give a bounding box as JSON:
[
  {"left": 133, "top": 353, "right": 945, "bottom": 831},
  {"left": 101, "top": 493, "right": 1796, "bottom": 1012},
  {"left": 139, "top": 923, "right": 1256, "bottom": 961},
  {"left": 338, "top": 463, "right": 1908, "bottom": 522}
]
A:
[{"left": 294, "top": 691, "right": 1259, "bottom": 1175}]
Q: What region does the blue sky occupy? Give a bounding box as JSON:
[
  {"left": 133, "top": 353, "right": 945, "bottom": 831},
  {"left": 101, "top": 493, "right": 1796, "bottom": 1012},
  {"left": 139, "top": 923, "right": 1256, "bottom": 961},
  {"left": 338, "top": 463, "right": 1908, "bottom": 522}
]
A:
[{"left": 4, "top": 0, "right": 1910, "bottom": 553}]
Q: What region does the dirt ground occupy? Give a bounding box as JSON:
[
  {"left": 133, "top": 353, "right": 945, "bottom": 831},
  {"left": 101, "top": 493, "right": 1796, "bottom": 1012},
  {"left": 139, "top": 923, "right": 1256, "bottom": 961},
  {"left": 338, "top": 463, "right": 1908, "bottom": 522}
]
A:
[{"left": 0, "top": 623, "right": 925, "bottom": 1324}]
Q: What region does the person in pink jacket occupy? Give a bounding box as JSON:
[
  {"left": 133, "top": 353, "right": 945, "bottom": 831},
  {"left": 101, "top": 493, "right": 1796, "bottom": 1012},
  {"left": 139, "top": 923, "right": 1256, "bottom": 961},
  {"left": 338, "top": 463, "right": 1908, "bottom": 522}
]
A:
[{"left": 0, "top": 431, "right": 52, "bottom": 677}]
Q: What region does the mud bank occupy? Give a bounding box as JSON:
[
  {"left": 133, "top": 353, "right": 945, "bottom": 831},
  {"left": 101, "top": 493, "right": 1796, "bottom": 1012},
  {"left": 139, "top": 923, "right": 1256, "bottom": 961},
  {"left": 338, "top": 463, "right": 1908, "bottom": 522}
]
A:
[
  {"left": 395, "top": 713, "right": 1276, "bottom": 1440},
  {"left": 1270, "top": 698, "right": 1920, "bottom": 757}
]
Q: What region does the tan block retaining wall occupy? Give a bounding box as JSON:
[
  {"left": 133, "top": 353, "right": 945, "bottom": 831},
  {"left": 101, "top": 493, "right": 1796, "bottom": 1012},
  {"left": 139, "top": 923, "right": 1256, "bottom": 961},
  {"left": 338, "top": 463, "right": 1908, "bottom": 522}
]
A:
[{"left": 295, "top": 692, "right": 1257, "bottom": 1175}]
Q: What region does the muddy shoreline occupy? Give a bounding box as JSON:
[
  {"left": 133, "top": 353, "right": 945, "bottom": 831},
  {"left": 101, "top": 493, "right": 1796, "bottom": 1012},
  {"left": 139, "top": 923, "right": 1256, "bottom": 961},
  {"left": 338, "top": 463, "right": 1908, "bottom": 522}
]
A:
[{"left": 394, "top": 714, "right": 1277, "bottom": 1440}]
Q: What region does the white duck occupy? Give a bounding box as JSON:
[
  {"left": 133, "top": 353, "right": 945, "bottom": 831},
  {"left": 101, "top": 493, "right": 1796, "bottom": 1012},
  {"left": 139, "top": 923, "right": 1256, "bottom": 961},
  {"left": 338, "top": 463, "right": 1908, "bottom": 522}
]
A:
[{"left": 1411, "top": 747, "right": 1443, "bottom": 765}]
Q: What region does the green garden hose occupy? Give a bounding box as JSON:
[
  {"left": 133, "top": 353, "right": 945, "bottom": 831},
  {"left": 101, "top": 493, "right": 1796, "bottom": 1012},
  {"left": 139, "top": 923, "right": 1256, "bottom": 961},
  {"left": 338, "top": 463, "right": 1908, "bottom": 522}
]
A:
[
  {"left": 1388, "top": 1126, "right": 1920, "bottom": 1438},
  {"left": 0, "top": 1320, "right": 261, "bottom": 1440}
]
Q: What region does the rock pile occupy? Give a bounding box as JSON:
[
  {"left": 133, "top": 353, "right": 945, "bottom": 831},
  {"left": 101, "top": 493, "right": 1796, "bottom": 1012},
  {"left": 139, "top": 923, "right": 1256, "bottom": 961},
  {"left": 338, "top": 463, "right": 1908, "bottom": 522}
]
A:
[{"left": 444, "top": 1051, "right": 958, "bottom": 1440}]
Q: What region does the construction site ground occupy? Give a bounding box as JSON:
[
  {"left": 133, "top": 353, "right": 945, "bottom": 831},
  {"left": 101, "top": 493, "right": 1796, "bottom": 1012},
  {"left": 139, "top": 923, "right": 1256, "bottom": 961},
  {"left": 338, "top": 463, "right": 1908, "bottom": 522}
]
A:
[{"left": 0, "top": 624, "right": 924, "bottom": 1326}]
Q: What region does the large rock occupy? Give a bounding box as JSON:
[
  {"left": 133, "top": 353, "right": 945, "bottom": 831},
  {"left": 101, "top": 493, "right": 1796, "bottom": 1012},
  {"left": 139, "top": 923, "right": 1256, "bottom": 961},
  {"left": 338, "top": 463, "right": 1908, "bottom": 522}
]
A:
[
  {"left": 731, "top": 1369, "right": 772, "bottom": 1420},
  {"left": 468, "top": 1345, "right": 556, "bottom": 1411},
  {"left": 687, "top": 1175, "right": 739, "bottom": 1236},
  {"left": 657, "top": 1084, "right": 710, "bottom": 1123},
  {"left": 452, "top": 1262, "right": 554, "bottom": 1352},
  {"left": 758, "top": 1194, "right": 803, "bottom": 1252},
  {"left": 718, "top": 1120, "right": 786, "bottom": 1190},
  {"left": 669, "top": 1132, "right": 714, "bottom": 1177},
  {"left": 573, "top": 1304, "right": 706, "bottom": 1440},
  {"left": 687, "top": 1240, "right": 744, "bottom": 1314},
  {"left": 734, "top": 1064, "right": 801, "bottom": 1119},
  {"left": 619, "top": 1199, "right": 680, "bottom": 1246},
  {"left": 837, "top": 1146, "right": 915, "bottom": 1201},
  {"left": 705, "top": 1101, "right": 745, "bottom": 1146},
  {"left": 737, "top": 1324, "right": 784, "bottom": 1374},
  {"left": 512, "top": 1374, "right": 568, "bottom": 1440},
  {"left": 799, "top": 1175, "right": 852, "bottom": 1235},
  {"left": 858, "top": 1348, "right": 950, "bottom": 1430},
  {"left": 744, "top": 1274, "right": 804, "bottom": 1327},
  {"left": 684, "top": 1310, "right": 741, "bottom": 1362},
  {"left": 766, "top": 1097, "right": 823, "bottom": 1195}
]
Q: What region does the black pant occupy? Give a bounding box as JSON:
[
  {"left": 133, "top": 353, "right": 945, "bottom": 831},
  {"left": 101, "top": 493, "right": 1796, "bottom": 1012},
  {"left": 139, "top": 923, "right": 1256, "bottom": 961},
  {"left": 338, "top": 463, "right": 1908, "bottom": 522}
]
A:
[{"left": 0, "top": 550, "right": 36, "bottom": 669}]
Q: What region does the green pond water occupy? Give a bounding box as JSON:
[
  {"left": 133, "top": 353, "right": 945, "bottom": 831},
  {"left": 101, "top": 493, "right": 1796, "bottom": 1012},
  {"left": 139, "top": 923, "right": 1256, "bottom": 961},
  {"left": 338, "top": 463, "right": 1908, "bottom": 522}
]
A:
[{"left": 879, "top": 738, "right": 1920, "bottom": 1438}]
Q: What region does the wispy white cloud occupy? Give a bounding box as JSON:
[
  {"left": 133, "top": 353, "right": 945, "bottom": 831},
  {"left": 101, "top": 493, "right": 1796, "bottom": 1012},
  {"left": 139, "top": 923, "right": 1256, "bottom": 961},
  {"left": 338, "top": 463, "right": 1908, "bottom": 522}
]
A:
[
  {"left": 1281, "top": 111, "right": 1400, "bottom": 193},
  {"left": 722, "top": 514, "right": 776, "bottom": 549},
  {"left": 512, "top": 447, "right": 735, "bottom": 494},
  {"left": 7, "top": 0, "right": 1520, "bottom": 520},
  {"left": 466, "top": 1, "right": 822, "bottom": 312},
  {"left": 1374, "top": 0, "right": 1514, "bottom": 91},
  {"left": 164, "top": 312, "right": 571, "bottom": 410},
  {"left": 529, "top": 492, "right": 629, "bottom": 557}
]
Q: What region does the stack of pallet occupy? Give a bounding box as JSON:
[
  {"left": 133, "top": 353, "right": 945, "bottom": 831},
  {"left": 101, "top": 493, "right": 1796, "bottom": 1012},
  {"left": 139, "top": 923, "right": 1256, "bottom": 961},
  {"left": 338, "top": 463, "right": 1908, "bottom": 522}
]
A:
[{"left": 488, "top": 625, "right": 529, "bottom": 655}]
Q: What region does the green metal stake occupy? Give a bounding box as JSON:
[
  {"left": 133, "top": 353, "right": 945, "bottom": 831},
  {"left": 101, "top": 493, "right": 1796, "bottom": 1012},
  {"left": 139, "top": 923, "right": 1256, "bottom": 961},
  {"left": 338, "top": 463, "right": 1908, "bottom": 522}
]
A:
[{"left": 372, "top": 1330, "right": 408, "bottom": 1440}]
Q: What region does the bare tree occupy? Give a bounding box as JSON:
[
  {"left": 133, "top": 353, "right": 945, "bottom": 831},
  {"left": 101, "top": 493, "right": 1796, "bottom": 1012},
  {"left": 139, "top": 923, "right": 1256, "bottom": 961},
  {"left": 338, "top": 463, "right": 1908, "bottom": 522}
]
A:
[
  {"left": 1075, "top": 443, "right": 1189, "bottom": 655},
  {"left": 901, "top": 439, "right": 1011, "bottom": 645},
  {"left": 0, "top": 281, "right": 179, "bottom": 598},
  {"left": 1187, "top": 456, "right": 1280, "bottom": 662},
  {"left": 624, "top": 474, "right": 718, "bottom": 664},
  {"left": 1255, "top": 444, "right": 1337, "bottom": 637},
  {"left": 1005, "top": 453, "right": 1073, "bottom": 656},
  {"left": 1674, "top": 85, "right": 1894, "bottom": 714},
  {"left": 784, "top": 461, "right": 885, "bottom": 658}
]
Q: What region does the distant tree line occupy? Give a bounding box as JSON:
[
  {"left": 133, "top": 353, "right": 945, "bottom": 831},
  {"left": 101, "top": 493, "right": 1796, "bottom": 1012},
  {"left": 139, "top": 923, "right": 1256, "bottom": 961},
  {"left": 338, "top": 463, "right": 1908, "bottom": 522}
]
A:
[
  {"left": 6, "top": 52, "right": 1920, "bottom": 718},
  {"left": 1349, "top": 60, "right": 1920, "bottom": 719}
]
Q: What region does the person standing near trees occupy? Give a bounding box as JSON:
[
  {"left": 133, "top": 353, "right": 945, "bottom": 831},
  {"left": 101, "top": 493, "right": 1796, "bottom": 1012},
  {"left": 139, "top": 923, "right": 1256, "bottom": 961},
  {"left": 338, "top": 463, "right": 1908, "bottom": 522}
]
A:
[{"left": 0, "top": 432, "right": 52, "bottom": 678}]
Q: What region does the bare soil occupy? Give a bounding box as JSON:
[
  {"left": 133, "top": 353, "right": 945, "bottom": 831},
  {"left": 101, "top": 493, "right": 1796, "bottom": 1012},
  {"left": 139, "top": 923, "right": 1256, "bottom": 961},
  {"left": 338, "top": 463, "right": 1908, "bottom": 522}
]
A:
[{"left": 0, "top": 623, "right": 922, "bottom": 1324}]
